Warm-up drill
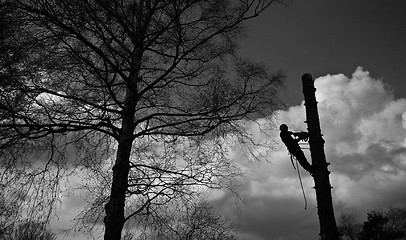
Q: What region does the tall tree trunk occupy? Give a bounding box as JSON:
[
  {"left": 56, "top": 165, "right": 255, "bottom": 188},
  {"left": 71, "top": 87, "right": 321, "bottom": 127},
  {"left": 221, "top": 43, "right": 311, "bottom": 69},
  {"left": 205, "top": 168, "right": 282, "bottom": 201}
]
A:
[
  {"left": 302, "top": 73, "right": 339, "bottom": 240},
  {"left": 104, "top": 89, "right": 137, "bottom": 240}
]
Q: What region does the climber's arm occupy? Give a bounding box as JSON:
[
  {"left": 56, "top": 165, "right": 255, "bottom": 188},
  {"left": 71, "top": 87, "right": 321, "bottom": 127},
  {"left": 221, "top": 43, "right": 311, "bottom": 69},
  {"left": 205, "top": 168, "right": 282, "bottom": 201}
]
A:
[{"left": 293, "top": 132, "right": 309, "bottom": 142}]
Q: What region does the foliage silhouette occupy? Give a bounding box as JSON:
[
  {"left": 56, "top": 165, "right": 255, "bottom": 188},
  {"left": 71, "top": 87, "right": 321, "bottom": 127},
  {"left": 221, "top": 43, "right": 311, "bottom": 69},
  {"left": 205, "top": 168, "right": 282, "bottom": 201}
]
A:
[{"left": 338, "top": 207, "right": 406, "bottom": 240}]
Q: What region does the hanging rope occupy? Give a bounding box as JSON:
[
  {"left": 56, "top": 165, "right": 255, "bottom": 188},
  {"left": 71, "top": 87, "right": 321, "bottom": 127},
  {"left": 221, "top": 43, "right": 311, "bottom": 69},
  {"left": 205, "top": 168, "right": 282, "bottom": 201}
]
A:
[
  {"left": 290, "top": 154, "right": 307, "bottom": 210},
  {"left": 290, "top": 154, "right": 296, "bottom": 170}
]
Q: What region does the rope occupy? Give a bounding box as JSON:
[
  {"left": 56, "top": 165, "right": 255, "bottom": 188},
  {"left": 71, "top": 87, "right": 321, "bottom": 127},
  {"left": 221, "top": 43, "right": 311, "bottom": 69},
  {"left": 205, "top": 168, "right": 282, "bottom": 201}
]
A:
[
  {"left": 290, "top": 154, "right": 296, "bottom": 170},
  {"left": 292, "top": 155, "right": 308, "bottom": 210}
]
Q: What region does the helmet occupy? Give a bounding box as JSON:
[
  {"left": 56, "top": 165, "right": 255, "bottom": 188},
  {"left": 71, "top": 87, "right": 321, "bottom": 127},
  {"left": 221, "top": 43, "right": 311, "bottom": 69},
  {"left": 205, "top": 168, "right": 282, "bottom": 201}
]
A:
[{"left": 279, "top": 124, "right": 288, "bottom": 131}]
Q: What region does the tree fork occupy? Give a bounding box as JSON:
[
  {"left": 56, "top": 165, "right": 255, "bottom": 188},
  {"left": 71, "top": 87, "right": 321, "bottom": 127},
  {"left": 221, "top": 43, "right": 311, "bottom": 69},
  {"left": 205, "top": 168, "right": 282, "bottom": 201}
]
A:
[{"left": 302, "top": 73, "right": 339, "bottom": 240}]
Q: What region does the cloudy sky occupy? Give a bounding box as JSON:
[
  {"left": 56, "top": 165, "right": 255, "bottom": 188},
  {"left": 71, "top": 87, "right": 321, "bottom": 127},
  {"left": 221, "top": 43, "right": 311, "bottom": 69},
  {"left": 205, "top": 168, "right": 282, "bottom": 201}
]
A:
[
  {"left": 211, "top": 1, "right": 406, "bottom": 239},
  {"left": 212, "top": 67, "right": 406, "bottom": 240},
  {"left": 50, "top": 1, "right": 406, "bottom": 239}
]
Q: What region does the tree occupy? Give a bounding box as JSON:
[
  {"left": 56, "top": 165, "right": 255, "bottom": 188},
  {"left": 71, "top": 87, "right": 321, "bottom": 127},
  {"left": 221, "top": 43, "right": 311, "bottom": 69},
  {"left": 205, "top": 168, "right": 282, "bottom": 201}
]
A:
[
  {"left": 385, "top": 207, "right": 406, "bottom": 239},
  {"left": 302, "top": 74, "right": 339, "bottom": 239},
  {"left": 1, "top": 184, "right": 59, "bottom": 240},
  {"left": 130, "top": 199, "right": 236, "bottom": 240},
  {"left": 1, "top": 1, "right": 62, "bottom": 226},
  {"left": 0, "top": 186, "right": 22, "bottom": 239},
  {"left": 1, "top": 1, "right": 285, "bottom": 239},
  {"left": 358, "top": 210, "right": 404, "bottom": 240},
  {"left": 73, "top": 135, "right": 242, "bottom": 237},
  {"left": 12, "top": 221, "right": 56, "bottom": 240},
  {"left": 337, "top": 212, "right": 362, "bottom": 240},
  {"left": 338, "top": 207, "right": 406, "bottom": 240}
]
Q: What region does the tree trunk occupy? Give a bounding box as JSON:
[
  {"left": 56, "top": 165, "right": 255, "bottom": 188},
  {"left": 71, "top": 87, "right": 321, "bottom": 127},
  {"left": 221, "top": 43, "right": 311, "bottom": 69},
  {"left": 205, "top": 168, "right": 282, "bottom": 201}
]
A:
[
  {"left": 103, "top": 140, "right": 132, "bottom": 240},
  {"left": 104, "top": 89, "right": 137, "bottom": 240},
  {"left": 302, "top": 73, "right": 339, "bottom": 240}
]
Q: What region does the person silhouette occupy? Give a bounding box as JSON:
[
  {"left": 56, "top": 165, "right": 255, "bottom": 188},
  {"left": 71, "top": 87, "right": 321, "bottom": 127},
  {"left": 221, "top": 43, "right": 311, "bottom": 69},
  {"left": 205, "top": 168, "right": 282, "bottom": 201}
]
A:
[{"left": 279, "top": 124, "right": 313, "bottom": 174}]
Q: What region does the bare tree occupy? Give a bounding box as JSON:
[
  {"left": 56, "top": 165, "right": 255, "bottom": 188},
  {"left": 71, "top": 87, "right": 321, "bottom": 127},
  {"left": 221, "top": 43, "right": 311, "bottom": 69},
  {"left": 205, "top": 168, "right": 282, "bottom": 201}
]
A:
[
  {"left": 337, "top": 212, "right": 362, "bottom": 240},
  {"left": 0, "top": 188, "right": 19, "bottom": 239},
  {"left": 1, "top": 1, "right": 285, "bottom": 239},
  {"left": 129, "top": 199, "right": 236, "bottom": 240},
  {"left": 12, "top": 221, "right": 56, "bottom": 240},
  {"left": 74, "top": 135, "right": 242, "bottom": 237}
]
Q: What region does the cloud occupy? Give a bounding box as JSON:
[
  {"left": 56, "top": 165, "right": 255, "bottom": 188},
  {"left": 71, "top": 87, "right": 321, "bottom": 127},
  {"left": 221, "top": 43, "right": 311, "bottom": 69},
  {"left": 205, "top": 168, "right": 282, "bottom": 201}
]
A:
[
  {"left": 49, "top": 170, "right": 107, "bottom": 240},
  {"left": 213, "top": 67, "right": 406, "bottom": 240}
]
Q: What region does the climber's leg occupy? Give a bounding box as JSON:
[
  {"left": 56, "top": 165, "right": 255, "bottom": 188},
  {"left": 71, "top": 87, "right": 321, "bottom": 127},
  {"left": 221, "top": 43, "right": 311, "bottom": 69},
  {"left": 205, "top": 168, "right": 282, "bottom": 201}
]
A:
[{"left": 292, "top": 149, "right": 313, "bottom": 174}]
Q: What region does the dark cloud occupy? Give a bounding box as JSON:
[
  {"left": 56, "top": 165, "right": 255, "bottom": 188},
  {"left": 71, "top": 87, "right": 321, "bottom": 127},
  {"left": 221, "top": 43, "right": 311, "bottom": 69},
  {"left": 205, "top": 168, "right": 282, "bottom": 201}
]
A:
[{"left": 331, "top": 143, "right": 402, "bottom": 180}]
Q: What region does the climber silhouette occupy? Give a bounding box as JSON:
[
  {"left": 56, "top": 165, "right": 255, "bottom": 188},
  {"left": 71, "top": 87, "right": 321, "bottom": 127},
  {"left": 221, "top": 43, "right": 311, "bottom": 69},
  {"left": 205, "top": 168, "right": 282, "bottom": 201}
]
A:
[{"left": 279, "top": 124, "right": 313, "bottom": 174}]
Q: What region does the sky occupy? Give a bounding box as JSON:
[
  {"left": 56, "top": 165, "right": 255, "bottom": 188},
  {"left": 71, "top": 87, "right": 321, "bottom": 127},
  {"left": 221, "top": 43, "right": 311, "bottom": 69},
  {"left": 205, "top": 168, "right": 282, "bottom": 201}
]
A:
[
  {"left": 213, "top": 1, "right": 406, "bottom": 239},
  {"left": 48, "top": 1, "right": 406, "bottom": 239},
  {"left": 239, "top": 0, "right": 406, "bottom": 106}
]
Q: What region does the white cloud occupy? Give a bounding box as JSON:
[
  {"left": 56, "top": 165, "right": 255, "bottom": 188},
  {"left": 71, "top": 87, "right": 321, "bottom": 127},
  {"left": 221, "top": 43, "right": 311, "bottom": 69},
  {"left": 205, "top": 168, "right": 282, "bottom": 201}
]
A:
[{"left": 34, "top": 91, "right": 66, "bottom": 106}]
